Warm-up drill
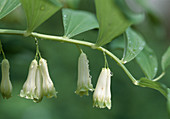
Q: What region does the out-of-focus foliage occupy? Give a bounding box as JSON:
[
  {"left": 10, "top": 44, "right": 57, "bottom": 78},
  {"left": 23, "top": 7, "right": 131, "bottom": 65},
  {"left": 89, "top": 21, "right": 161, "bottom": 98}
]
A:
[
  {"left": 136, "top": 45, "right": 158, "bottom": 80},
  {"left": 0, "top": 0, "right": 20, "bottom": 19},
  {"left": 162, "top": 47, "right": 170, "bottom": 71},
  {"left": 115, "top": 0, "right": 145, "bottom": 24}
]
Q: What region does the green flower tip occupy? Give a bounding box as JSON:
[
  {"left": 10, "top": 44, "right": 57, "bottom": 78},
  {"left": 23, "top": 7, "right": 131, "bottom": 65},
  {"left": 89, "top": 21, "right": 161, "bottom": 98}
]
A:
[
  {"left": 93, "top": 98, "right": 111, "bottom": 109},
  {"left": 75, "top": 85, "right": 94, "bottom": 97},
  {"left": 44, "top": 87, "right": 57, "bottom": 99},
  {"left": 20, "top": 89, "right": 35, "bottom": 99}
]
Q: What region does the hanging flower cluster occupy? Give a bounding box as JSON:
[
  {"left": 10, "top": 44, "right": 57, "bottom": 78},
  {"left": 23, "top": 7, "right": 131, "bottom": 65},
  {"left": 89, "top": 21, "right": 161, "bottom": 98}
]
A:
[
  {"left": 76, "top": 51, "right": 112, "bottom": 109},
  {"left": 20, "top": 58, "right": 57, "bottom": 102},
  {"left": 0, "top": 40, "right": 112, "bottom": 109},
  {"left": 0, "top": 59, "right": 12, "bottom": 99}
]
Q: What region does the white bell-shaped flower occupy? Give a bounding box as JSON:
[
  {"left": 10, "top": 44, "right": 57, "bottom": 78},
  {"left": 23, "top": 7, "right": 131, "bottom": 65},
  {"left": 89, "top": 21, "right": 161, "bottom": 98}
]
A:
[
  {"left": 0, "top": 59, "right": 12, "bottom": 99},
  {"left": 34, "top": 66, "right": 43, "bottom": 102},
  {"left": 105, "top": 68, "right": 111, "bottom": 109},
  {"left": 75, "top": 52, "right": 93, "bottom": 96},
  {"left": 93, "top": 68, "right": 112, "bottom": 109},
  {"left": 20, "top": 59, "right": 37, "bottom": 99},
  {"left": 39, "top": 58, "right": 57, "bottom": 98}
]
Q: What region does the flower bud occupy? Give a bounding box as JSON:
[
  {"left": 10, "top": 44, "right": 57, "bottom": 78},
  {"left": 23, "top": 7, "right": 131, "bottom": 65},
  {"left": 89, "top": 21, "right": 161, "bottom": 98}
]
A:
[
  {"left": 39, "top": 58, "right": 57, "bottom": 98},
  {"left": 33, "top": 67, "right": 43, "bottom": 102},
  {"left": 1, "top": 59, "right": 12, "bottom": 99},
  {"left": 93, "top": 68, "right": 112, "bottom": 109},
  {"left": 75, "top": 52, "right": 93, "bottom": 96},
  {"left": 20, "top": 59, "right": 37, "bottom": 99}
]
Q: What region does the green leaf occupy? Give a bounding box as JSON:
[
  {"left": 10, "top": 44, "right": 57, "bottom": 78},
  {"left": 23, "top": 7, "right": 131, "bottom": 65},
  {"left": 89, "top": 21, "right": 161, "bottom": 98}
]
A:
[
  {"left": 109, "top": 35, "right": 125, "bottom": 50},
  {"left": 0, "top": 0, "right": 20, "bottom": 19},
  {"left": 115, "top": 0, "right": 145, "bottom": 24},
  {"left": 49, "top": 0, "right": 63, "bottom": 6},
  {"left": 138, "top": 78, "right": 167, "bottom": 97},
  {"left": 95, "top": 0, "right": 131, "bottom": 46},
  {"left": 161, "top": 47, "right": 170, "bottom": 71},
  {"left": 20, "top": 0, "right": 62, "bottom": 35},
  {"left": 62, "top": 8, "right": 99, "bottom": 38},
  {"left": 63, "top": 0, "right": 81, "bottom": 9},
  {"left": 167, "top": 88, "right": 170, "bottom": 116},
  {"left": 136, "top": 45, "right": 158, "bottom": 80},
  {"left": 122, "top": 28, "right": 145, "bottom": 63}
]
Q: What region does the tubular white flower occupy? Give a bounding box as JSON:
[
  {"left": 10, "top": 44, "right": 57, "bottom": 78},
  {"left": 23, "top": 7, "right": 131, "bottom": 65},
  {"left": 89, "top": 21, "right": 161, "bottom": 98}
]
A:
[
  {"left": 20, "top": 59, "right": 37, "bottom": 99},
  {"left": 93, "top": 68, "right": 112, "bottom": 109},
  {"left": 75, "top": 52, "right": 93, "bottom": 96},
  {"left": 105, "top": 68, "right": 111, "bottom": 109},
  {"left": 34, "top": 66, "right": 43, "bottom": 102},
  {"left": 39, "top": 58, "right": 57, "bottom": 98},
  {"left": 93, "top": 68, "right": 107, "bottom": 108},
  {"left": 0, "top": 59, "right": 12, "bottom": 99}
]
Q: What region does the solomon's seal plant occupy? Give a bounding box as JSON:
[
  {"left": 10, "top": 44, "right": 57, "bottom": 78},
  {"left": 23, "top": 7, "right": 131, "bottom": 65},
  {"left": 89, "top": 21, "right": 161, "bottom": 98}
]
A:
[{"left": 0, "top": 0, "right": 170, "bottom": 117}]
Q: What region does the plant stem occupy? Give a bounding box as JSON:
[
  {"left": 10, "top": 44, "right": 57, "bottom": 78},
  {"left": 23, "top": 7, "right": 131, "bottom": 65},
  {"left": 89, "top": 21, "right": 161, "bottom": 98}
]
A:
[
  {"left": 103, "top": 51, "right": 109, "bottom": 68},
  {"left": 153, "top": 72, "right": 165, "bottom": 82},
  {"left": 0, "top": 29, "right": 138, "bottom": 84},
  {"left": 1, "top": 48, "right": 6, "bottom": 59},
  {"left": 0, "top": 40, "right": 6, "bottom": 59}
]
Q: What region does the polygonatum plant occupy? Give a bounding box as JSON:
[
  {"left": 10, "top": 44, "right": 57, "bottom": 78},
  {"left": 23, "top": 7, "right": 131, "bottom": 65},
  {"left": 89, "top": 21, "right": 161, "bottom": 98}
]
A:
[{"left": 0, "top": 0, "right": 170, "bottom": 115}]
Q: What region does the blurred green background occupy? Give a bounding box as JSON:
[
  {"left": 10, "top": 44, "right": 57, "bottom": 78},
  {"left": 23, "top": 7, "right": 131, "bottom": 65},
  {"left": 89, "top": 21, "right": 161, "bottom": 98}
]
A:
[{"left": 0, "top": 0, "right": 170, "bottom": 119}]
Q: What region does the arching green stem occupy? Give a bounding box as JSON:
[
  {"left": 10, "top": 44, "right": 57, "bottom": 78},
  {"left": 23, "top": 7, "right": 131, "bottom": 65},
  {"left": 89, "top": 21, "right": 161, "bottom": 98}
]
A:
[
  {"left": 153, "top": 72, "right": 165, "bottom": 82},
  {"left": 0, "top": 29, "right": 138, "bottom": 85}
]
